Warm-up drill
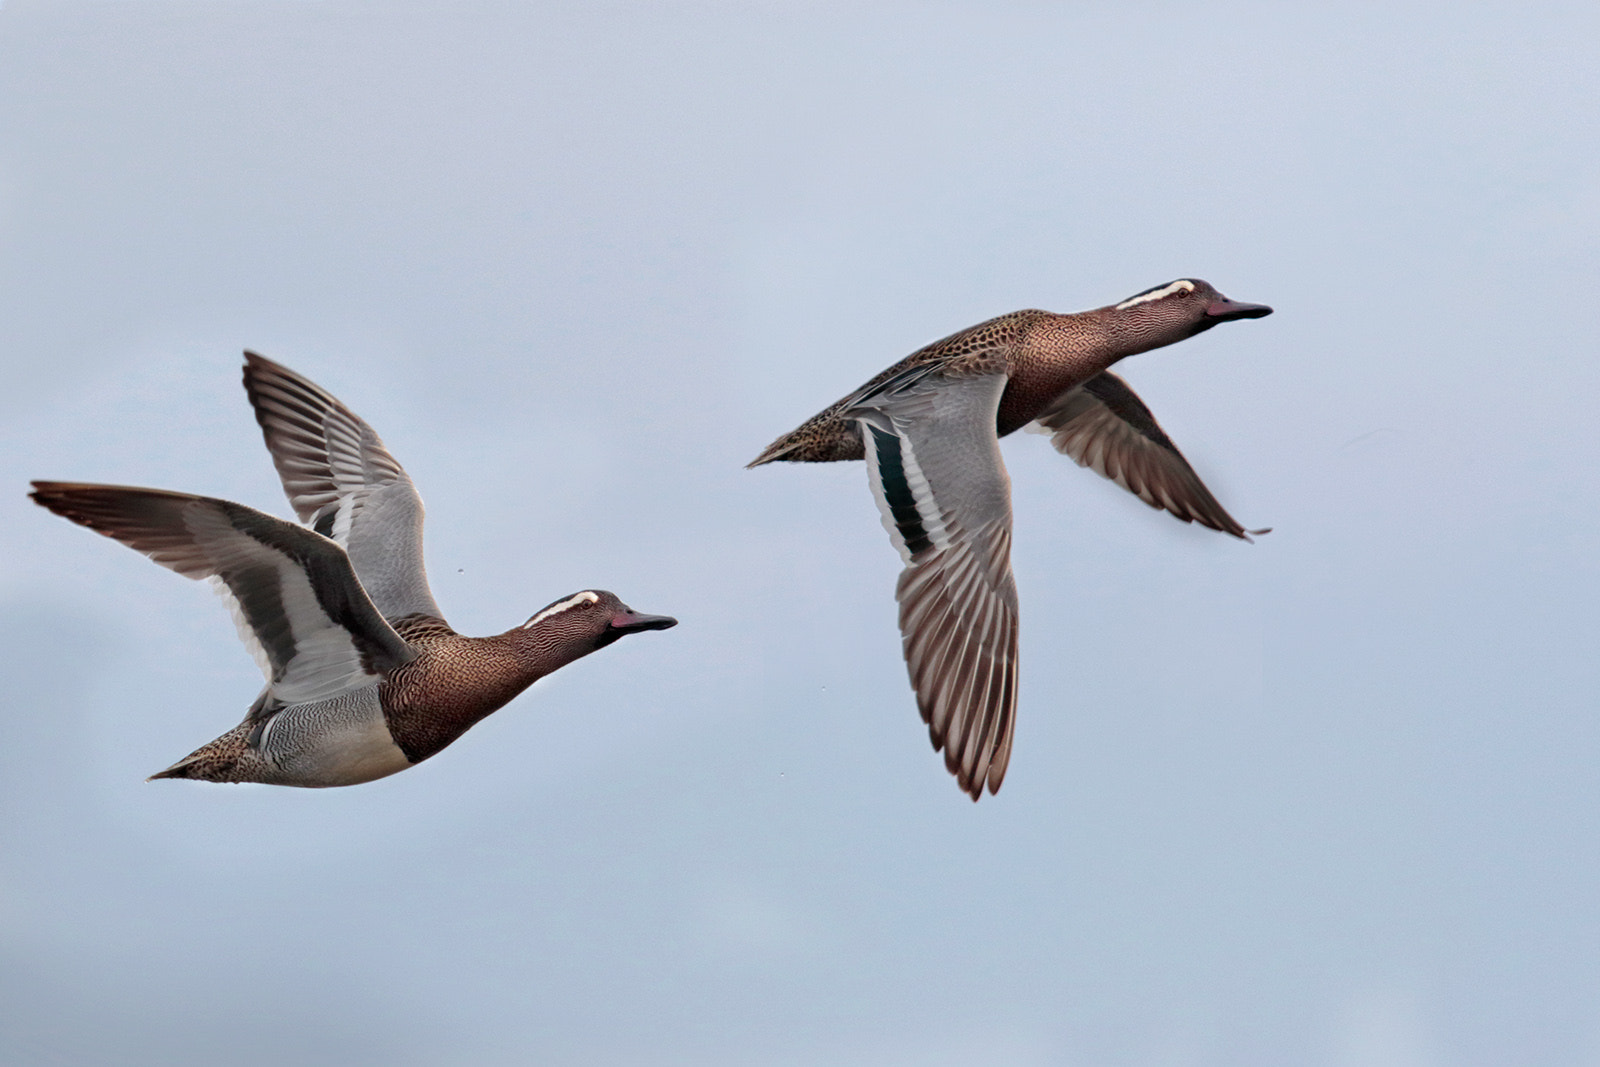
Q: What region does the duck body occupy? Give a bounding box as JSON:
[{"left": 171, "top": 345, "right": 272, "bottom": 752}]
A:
[
  {"left": 32, "top": 355, "right": 676, "bottom": 787},
  {"left": 161, "top": 687, "right": 405, "bottom": 787},
  {"left": 142, "top": 597, "right": 670, "bottom": 787},
  {"left": 751, "top": 281, "right": 1271, "bottom": 467},
  {"left": 749, "top": 278, "right": 1272, "bottom": 800}
]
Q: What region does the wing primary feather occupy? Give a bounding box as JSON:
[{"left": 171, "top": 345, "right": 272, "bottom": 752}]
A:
[{"left": 1031, "top": 371, "right": 1261, "bottom": 540}]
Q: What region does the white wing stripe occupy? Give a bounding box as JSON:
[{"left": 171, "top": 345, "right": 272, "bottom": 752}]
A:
[
  {"left": 210, "top": 574, "right": 273, "bottom": 680},
  {"left": 894, "top": 426, "right": 956, "bottom": 553}
]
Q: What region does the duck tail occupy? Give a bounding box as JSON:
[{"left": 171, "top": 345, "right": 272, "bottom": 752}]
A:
[
  {"left": 747, "top": 435, "right": 799, "bottom": 468},
  {"left": 147, "top": 758, "right": 202, "bottom": 782},
  {"left": 747, "top": 413, "right": 866, "bottom": 467},
  {"left": 147, "top": 725, "right": 251, "bottom": 783}
]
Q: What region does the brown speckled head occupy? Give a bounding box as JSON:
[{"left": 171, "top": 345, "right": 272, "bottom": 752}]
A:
[
  {"left": 521, "top": 589, "right": 679, "bottom": 651},
  {"left": 1105, "top": 277, "right": 1272, "bottom": 347}
]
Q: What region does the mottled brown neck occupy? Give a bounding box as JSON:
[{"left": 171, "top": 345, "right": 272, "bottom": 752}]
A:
[
  {"left": 379, "top": 615, "right": 598, "bottom": 764},
  {"left": 1088, "top": 301, "right": 1199, "bottom": 360},
  {"left": 996, "top": 312, "right": 1120, "bottom": 435}
]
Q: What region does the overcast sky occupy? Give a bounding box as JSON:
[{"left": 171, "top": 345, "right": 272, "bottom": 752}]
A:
[{"left": 2, "top": 2, "right": 1598, "bottom": 1064}]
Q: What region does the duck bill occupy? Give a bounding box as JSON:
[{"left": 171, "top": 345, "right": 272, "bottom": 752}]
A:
[
  {"left": 1204, "top": 297, "right": 1273, "bottom": 322},
  {"left": 607, "top": 611, "right": 678, "bottom": 635}
]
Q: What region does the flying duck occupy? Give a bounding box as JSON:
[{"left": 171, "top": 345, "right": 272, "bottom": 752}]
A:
[
  {"left": 31, "top": 353, "right": 677, "bottom": 786},
  {"left": 749, "top": 278, "right": 1271, "bottom": 800}
]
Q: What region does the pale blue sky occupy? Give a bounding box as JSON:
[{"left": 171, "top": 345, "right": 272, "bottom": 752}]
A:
[{"left": 2, "top": 3, "right": 1598, "bottom": 1064}]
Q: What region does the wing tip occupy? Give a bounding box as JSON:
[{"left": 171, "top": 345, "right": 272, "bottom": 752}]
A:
[
  {"left": 925, "top": 697, "right": 1011, "bottom": 803},
  {"left": 955, "top": 769, "right": 1003, "bottom": 802},
  {"left": 242, "top": 349, "right": 277, "bottom": 379},
  {"left": 29, "top": 480, "right": 136, "bottom": 518}
]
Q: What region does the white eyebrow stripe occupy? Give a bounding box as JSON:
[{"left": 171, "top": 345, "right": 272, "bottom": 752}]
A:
[
  {"left": 1116, "top": 279, "right": 1195, "bottom": 309},
  {"left": 524, "top": 590, "right": 599, "bottom": 627}
]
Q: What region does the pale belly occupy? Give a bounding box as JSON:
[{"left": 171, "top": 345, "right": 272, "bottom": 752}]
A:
[{"left": 255, "top": 688, "right": 414, "bottom": 787}]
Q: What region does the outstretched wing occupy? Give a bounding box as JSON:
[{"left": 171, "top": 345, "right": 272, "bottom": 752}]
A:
[
  {"left": 847, "top": 369, "right": 1019, "bottom": 800},
  {"left": 1029, "top": 371, "right": 1266, "bottom": 540},
  {"left": 30, "top": 482, "right": 415, "bottom": 708},
  {"left": 242, "top": 352, "right": 442, "bottom": 619}
]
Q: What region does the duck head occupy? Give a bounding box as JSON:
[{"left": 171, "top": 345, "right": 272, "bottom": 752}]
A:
[
  {"left": 1111, "top": 278, "right": 1272, "bottom": 345},
  {"left": 521, "top": 589, "right": 678, "bottom": 651}
]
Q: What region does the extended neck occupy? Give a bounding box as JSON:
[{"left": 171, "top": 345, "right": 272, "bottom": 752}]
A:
[
  {"left": 996, "top": 312, "right": 1133, "bottom": 434},
  {"left": 1025, "top": 310, "right": 1157, "bottom": 382},
  {"left": 1089, "top": 303, "right": 1207, "bottom": 361},
  {"left": 501, "top": 621, "right": 599, "bottom": 689},
  {"left": 379, "top": 617, "right": 601, "bottom": 766}
]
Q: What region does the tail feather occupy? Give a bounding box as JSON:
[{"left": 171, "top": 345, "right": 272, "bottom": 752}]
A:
[
  {"left": 747, "top": 436, "right": 800, "bottom": 468},
  {"left": 147, "top": 758, "right": 202, "bottom": 782},
  {"left": 146, "top": 724, "right": 252, "bottom": 783},
  {"left": 748, "top": 414, "right": 866, "bottom": 466}
]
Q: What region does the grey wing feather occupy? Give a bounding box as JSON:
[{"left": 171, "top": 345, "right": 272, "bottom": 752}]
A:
[
  {"left": 1028, "top": 371, "right": 1266, "bottom": 540},
  {"left": 29, "top": 482, "right": 415, "bottom": 709},
  {"left": 847, "top": 370, "right": 1020, "bottom": 800},
  {"left": 242, "top": 352, "right": 442, "bottom": 619}
]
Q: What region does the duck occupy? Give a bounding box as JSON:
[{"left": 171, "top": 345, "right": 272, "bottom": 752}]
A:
[
  {"left": 30, "top": 352, "right": 677, "bottom": 786},
  {"left": 749, "top": 278, "right": 1271, "bottom": 800}
]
